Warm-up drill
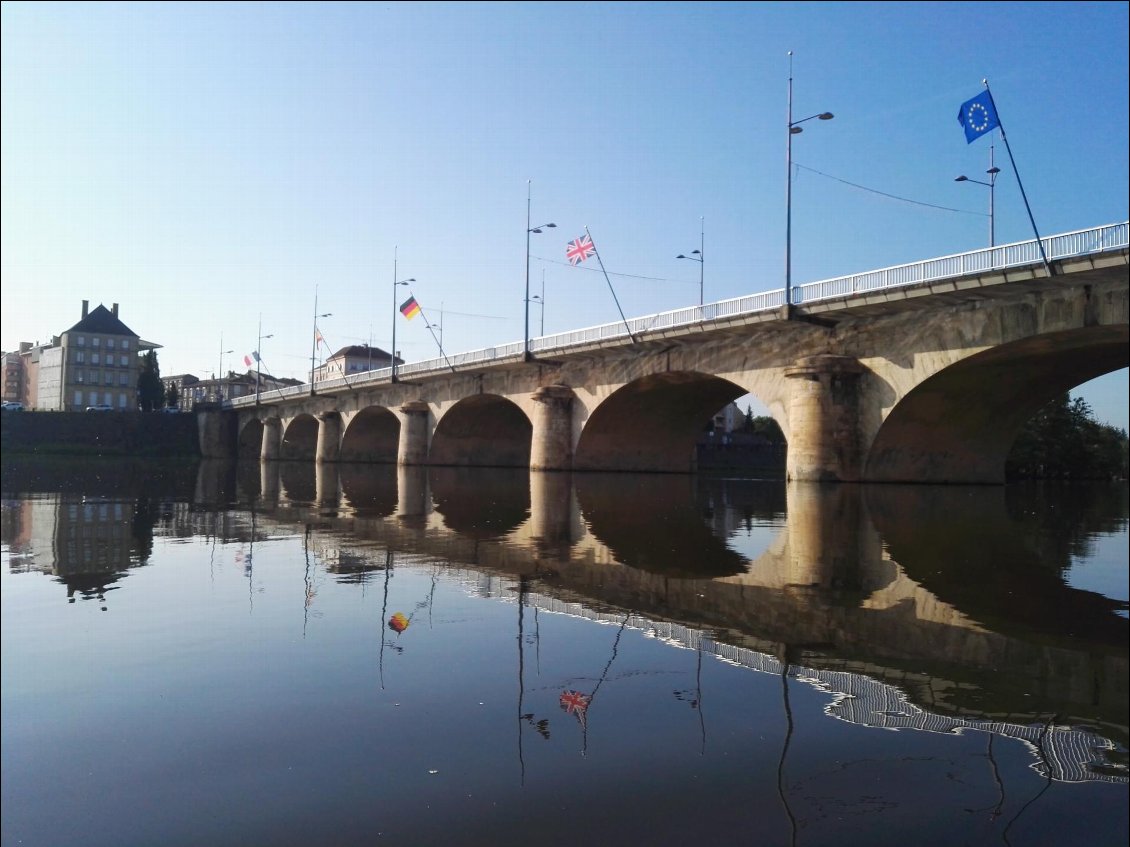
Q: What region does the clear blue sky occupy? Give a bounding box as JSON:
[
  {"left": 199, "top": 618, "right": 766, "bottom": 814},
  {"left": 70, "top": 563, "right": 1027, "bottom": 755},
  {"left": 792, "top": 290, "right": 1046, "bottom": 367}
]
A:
[{"left": 2, "top": 1, "right": 1127, "bottom": 428}]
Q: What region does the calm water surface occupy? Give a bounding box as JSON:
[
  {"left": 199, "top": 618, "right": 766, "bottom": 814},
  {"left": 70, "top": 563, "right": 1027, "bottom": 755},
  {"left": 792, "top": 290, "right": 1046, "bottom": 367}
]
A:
[{"left": 2, "top": 459, "right": 1127, "bottom": 847}]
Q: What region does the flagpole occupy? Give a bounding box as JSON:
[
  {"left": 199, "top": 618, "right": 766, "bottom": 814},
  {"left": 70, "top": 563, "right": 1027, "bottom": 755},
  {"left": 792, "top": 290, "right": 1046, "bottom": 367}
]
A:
[
  {"left": 584, "top": 226, "right": 636, "bottom": 344},
  {"left": 309, "top": 287, "right": 318, "bottom": 395},
  {"left": 982, "top": 80, "right": 1053, "bottom": 276},
  {"left": 391, "top": 249, "right": 399, "bottom": 383},
  {"left": 256, "top": 314, "right": 263, "bottom": 406}
]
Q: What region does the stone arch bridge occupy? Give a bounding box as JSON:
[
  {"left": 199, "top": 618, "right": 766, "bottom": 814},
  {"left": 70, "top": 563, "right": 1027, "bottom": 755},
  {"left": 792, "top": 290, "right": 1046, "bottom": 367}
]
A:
[{"left": 210, "top": 223, "right": 1128, "bottom": 484}]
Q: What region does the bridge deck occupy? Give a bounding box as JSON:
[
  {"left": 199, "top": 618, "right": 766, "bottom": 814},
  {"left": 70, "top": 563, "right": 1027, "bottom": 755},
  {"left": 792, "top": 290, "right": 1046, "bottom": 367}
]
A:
[{"left": 231, "top": 221, "right": 1129, "bottom": 406}]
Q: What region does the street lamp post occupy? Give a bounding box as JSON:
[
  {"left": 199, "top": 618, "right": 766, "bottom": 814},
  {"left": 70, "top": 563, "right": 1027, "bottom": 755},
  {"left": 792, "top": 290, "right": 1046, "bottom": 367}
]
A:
[
  {"left": 785, "top": 52, "right": 833, "bottom": 314},
  {"left": 676, "top": 216, "right": 705, "bottom": 306},
  {"left": 530, "top": 271, "right": 546, "bottom": 337},
  {"left": 427, "top": 304, "right": 444, "bottom": 350},
  {"left": 255, "top": 314, "right": 273, "bottom": 406},
  {"left": 524, "top": 181, "right": 556, "bottom": 362},
  {"left": 955, "top": 144, "right": 1001, "bottom": 247},
  {"left": 309, "top": 287, "right": 332, "bottom": 394},
  {"left": 218, "top": 337, "right": 233, "bottom": 404},
  {"left": 390, "top": 247, "right": 415, "bottom": 382}
]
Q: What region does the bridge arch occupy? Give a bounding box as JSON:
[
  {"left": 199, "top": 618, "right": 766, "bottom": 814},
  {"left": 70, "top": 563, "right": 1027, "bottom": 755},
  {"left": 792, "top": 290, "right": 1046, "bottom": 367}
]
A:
[
  {"left": 280, "top": 414, "right": 320, "bottom": 461},
  {"left": 574, "top": 371, "right": 748, "bottom": 473},
  {"left": 429, "top": 394, "right": 532, "bottom": 467},
  {"left": 865, "top": 325, "right": 1130, "bottom": 483},
  {"left": 340, "top": 406, "right": 400, "bottom": 463},
  {"left": 237, "top": 419, "right": 264, "bottom": 460}
]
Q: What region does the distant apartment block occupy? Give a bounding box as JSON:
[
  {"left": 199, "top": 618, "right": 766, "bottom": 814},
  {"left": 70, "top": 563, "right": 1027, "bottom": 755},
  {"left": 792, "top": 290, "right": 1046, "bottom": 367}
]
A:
[
  {"left": 314, "top": 344, "right": 401, "bottom": 383},
  {"left": 18, "top": 300, "right": 160, "bottom": 411},
  {"left": 162, "top": 370, "right": 303, "bottom": 405}
]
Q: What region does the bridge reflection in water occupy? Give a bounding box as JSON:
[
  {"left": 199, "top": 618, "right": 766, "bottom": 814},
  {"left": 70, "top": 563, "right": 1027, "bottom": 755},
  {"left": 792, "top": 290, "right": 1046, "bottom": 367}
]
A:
[{"left": 3, "top": 457, "right": 1126, "bottom": 792}]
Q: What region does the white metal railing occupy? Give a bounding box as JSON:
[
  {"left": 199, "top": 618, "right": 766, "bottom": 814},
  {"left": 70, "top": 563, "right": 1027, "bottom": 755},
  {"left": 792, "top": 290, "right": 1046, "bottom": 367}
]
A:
[{"left": 230, "top": 221, "right": 1128, "bottom": 408}]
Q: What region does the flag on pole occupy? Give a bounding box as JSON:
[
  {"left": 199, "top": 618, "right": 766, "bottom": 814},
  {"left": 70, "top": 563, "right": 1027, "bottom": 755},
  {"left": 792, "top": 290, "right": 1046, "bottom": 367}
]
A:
[
  {"left": 314, "top": 329, "right": 325, "bottom": 346},
  {"left": 566, "top": 234, "right": 596, "bottom": 266},
  {"left": 399, "top": 296, "right": 421, "bottom": 320},
  {"left": 957, "top": 89, "right": 999, "bottom": 144},
  {"left": 243, "top": 351, "right": 260, "bottom": 367}
]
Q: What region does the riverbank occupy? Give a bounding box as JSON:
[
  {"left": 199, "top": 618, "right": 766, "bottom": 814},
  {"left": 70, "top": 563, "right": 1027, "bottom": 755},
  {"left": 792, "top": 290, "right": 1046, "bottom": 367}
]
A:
[{"left": 0, "top": 409, "right": 199, "bottom": 458}]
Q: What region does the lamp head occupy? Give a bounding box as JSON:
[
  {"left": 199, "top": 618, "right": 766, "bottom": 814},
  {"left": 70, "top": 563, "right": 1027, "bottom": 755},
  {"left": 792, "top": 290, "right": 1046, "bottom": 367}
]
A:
[
  {"left": 790, "top": 126, "right": 804, "bottom": 135},
  {"left": 818, "top": 112, "right": 834, "bottom": 120},
  {"left": 987, "top": 166, "right": 1001, "bottom": 175},
  {"left": 955, "top": 175, "right": 969, "bottom": 182}
]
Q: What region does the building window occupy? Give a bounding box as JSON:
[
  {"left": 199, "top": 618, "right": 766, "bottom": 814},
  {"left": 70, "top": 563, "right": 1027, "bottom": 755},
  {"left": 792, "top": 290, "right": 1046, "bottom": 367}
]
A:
[
  {"left": 75, "top": 351, "right": 85, "bottom": 364},
  {"left": 92, "top": 338, "right": 100, "bottom": 348},
  {"left": 92, "top": 353, "right": 100, "bottom": 365},
  {"left": 120, "top": 373, "right": 128, "bottom": 386},
  {"left": 76, "top": 372, "right": 84, "bottom": 384},
  {"left": 89, "top": 370, "right": 97, "bottom": 384},
  {"left": 105, "top": 374, "right": 114, "bottom": 385},
  {"left": 118, "top": 394, "right": 128, "bottom": 408},
  {"left": 107, "top": 339, "right": 115, "bottom": 350},
  {"left": 74, "top": 391, "right": 82, "bottom": 405},
  {"left": 88, "top": 391, "right": 98, "bottom": 405},
  {"left": 121, "top": 340, "right": 129, "bottom": 351},
  {"left": 120, "top": 355, "right": 129, "bottom": 367},
  {"left": 77, "top": 336, "right": 85, "bottom": 346},
  {"left": 103, "top": 392, "right": 112, "bottom": 406}
]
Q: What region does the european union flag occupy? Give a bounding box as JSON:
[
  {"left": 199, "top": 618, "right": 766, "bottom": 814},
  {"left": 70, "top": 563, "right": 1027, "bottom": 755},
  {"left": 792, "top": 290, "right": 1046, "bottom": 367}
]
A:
[{"left": 957, "top": 89, "right": 1000, "bottom": 144}]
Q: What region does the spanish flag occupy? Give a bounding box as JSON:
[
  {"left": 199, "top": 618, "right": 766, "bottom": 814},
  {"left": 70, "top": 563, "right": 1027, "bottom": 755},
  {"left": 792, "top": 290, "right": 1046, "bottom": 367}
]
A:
[{"left": 399, "top": 296, "right": 421, "bottom": 320}]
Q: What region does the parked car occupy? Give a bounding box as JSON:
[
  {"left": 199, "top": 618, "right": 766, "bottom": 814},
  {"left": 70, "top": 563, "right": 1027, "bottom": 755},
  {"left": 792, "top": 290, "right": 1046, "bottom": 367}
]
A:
[
  {"left": 160, "top": 407, "right": 183, "bottom": 413},
  {"left": 85, "top": 405, "right": 114, "bottom": 412},
  {"left": 1, "top": 401, "right": 23, "bottom": 411}
]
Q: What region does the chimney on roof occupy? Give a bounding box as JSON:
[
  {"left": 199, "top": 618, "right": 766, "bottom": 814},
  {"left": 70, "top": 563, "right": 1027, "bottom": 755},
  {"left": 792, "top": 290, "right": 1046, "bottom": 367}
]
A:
[
  {"left": 112, "top": 303, "right": 119, "bottom": 317},
  {"left": 82, "top": 300, "right": 89, "bottom": 318}
]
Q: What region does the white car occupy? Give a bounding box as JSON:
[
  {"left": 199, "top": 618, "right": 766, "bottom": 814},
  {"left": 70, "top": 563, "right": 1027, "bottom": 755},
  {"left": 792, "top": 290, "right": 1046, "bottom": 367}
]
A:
[
  {"left": 1, "top": 401, "right": 23, "bottom": 411},
  {"left": 85, "top": 404, "right": 114, "bottom": 412}
]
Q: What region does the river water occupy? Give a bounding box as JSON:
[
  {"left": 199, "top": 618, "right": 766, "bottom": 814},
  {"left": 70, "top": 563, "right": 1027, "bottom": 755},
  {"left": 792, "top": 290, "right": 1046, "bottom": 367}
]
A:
[{"left": 2, "top": 458, "right": 1126, "bottom": 847}]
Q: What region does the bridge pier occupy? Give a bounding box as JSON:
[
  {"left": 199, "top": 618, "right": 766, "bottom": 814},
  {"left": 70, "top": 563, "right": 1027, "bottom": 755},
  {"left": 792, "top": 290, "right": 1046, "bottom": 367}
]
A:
[
  {"left": 785, "top": 355, "right": 865, "bottom": 482},
  {"left": 398, "top": 401, "right": 431, "bottom": 465},
  {"left": 197, "top": 409, "right": 237, "bottom": 460},
  {"left": 316, "top": 463, "right": 340, "bottom": 510},
  {"left": 315, "top": 412, "right": 342, "bottom": 463},
  {"left": 530, "top": 384, "right": 575, "bottom": 471},
  {"left": 396, "top": 465, "right": 429, "bottom": 520},
  {"left": 529, "top": 470, "right": 582, "bottom": 552},
  {"left": 260, "top": 418, "right": 282, "bottom": 461}
]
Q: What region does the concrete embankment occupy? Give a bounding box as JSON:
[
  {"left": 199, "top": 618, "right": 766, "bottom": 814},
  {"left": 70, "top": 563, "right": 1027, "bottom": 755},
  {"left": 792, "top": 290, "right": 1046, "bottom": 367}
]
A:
[{"left": 0, "top": 410, "right": 200, "bottom": 458}]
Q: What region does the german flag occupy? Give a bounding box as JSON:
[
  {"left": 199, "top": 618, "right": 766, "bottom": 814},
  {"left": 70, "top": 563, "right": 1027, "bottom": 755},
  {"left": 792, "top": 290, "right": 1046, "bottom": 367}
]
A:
[{"left": 399, "top": 296, "right": 421, "bottom": 320}]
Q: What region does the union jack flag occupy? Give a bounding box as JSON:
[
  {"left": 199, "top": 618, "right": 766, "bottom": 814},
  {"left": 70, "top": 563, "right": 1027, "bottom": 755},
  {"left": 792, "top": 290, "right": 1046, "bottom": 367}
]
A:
[
  {"left": 565, "top": 234, "right": 596, "bottom": 266},
  {"left": 559, "top": 689, "right": 590, "bottom": 727}
]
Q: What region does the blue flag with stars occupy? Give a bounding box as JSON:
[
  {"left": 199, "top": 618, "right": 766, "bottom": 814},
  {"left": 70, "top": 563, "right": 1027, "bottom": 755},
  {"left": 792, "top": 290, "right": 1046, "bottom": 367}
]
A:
[{"left": 957, "top": 90, "right": 1000, "bottom": 144}]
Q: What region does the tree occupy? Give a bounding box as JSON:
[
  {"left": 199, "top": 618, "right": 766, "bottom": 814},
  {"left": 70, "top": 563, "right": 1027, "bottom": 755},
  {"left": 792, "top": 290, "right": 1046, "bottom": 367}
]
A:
[
  {"left": 1007, "top": 393, "right": 1129, "bottom": 479},
  {"left": 166, "top": 382, "right": 179, "bottom": 409},
  {"left": 137, "top": 350, "right": 166, "bottom": 412}
]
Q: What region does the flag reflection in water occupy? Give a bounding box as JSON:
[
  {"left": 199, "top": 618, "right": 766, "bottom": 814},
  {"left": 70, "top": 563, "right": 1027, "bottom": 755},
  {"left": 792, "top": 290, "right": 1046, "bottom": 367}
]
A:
[{"left": 559, "top": 689, "right": 591, "bottom": 728}]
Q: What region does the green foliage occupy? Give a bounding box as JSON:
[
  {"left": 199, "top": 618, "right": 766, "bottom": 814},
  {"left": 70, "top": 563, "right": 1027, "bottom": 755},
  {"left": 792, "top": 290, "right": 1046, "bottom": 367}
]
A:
[
  {"left": 1006, "top": 393, "right": 1129, "bottom": 480},
  {"left": 136, "top": 350, "right": 166, "bottom": 412},
  {"left": 738, "top": 411, "right": 786, "bottom": 444},
  {"left": 166, "top": 382, "right": 179, "bottom": 409}
]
